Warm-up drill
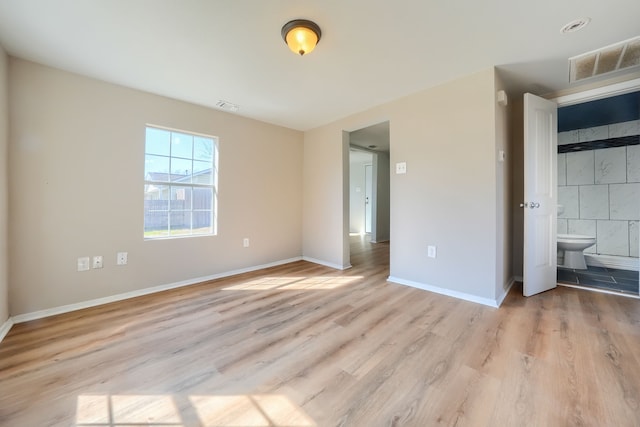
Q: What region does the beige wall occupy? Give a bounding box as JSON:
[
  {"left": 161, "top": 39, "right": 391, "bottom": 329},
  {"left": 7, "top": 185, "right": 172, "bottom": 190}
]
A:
[
  {"left": 304, "top": 68, "right": 508, "bottom": 302},
  {"left": 8, "top": 59, "right": 303, "bottom": 315},
  {"left": 494, "top": 72, "right": 513, "bottom": 301},
  {"left": 0, "top": 47, "right": 8, "bottom": 324},
  {"left": 302, "top": 127, "right": 351, "bottom": 268}
]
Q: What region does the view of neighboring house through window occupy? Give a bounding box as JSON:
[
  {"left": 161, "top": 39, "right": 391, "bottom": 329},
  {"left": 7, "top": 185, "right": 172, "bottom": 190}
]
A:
[{"left": 144, "top": 126, "right": 218, "bottom": 238}]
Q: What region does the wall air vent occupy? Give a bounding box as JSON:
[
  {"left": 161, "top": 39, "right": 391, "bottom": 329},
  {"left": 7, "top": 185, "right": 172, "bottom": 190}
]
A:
[
  {"left": 215, "top": 100, "right": 240, "bottom": 112},
  {"left": 569, "top": 36, "right": 640, "bottom": 83}
]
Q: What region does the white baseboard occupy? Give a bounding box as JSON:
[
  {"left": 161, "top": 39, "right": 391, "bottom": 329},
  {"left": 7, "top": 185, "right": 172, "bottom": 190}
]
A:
[
  {"left": 585, "top": 254, "right": 639, "bottom": 271},
  {"left": 0, "top": 317, "right": 13, "bottom": 343},
  {"left": 387, "top": 276, "right": 500, "bottom": 308},
  {"left": 11, "top": 257, "right": 303, "bottom": 324},
  {"left": 302, "top": 256, "right": 352, "bottom": 270}
]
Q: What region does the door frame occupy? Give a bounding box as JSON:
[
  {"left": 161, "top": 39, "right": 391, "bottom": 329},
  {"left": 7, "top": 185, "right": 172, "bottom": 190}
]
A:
[{"left": 552, "top": 77, "right": 640, "bottom": 106}]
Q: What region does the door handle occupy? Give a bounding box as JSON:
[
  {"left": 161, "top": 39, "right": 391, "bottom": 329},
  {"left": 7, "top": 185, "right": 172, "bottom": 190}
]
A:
[{"left": 520, "top": 202, "right": 540, "bottom": 209}]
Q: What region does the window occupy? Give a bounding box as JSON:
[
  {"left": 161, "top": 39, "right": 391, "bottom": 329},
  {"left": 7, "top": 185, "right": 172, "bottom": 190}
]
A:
[{"left": 144, "top": 126, "right": 218, "bottom": 239}]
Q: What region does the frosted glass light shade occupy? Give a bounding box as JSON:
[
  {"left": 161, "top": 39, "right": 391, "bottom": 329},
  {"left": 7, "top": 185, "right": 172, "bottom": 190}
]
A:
[{"left": 281, "top": 20, "right": 321, "bottom": 56}]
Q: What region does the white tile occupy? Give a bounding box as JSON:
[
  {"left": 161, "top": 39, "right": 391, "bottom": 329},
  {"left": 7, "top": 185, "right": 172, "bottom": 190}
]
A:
[
  {"left": 558, "top": 130, "right": 578, "bottom": 145},
  {"left": 609, "top": 119, "right": 640, "bottom": 138},
  {"left": 568, "top": 219, "right": 597, "bottom": 253},
  {"left": 558, "top": 186, "right": 579, "bottom": 219},
  {"left": 557, "top": 153, "right": 566, "bottom": 186},
  {"left": 597, "top": 220, "right": 629, "bottom": 256},
  {"left": 630, "top": 221, "right": 639, "bottom": 258},
  {"left": 557, "top": 218, "right": 568, "bottom": 234},
  {"left": 594, "top": 147, "right": 626, "bottom": 184},
  {"left": 609, "top": 183, "right": 640, "bottom": 220},
  {"left": 578, "top": 125, "right": 608, "bottom": 142},
  {"left": 566, "top": 151, "right": 594, "bottom": 185},
  {"left": 579, "top": 185, "right": 609, "bottom": 220},
  {"left": 628, "top": 145, "right": 640, "bottom": 183}
]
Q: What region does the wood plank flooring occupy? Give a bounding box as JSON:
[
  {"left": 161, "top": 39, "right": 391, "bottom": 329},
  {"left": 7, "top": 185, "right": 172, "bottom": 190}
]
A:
[{"left": 1, "top": 235, "right": 640, "bottom": 426}]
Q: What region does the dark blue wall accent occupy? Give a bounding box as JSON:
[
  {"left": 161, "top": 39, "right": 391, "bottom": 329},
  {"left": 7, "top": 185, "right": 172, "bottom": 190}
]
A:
[{"left": 558, "top": 91, "right": 640, "bottom": 132}]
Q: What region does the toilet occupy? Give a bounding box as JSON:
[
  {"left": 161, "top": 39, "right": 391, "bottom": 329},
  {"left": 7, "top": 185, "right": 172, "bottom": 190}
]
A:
[{"left": 557, "top": 234, "right": 596, "bottom": 270}]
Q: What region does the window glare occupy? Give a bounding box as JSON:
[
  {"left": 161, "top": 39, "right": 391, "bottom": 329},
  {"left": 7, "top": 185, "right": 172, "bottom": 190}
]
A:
[{"left": 171, "top": 132, "right": 193, "bottom": 159}]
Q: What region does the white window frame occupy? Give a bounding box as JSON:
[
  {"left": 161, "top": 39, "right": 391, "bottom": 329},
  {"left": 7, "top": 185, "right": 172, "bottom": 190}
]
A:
[{"left": 143, "top": 125, "right": 218, "bottom": 239}]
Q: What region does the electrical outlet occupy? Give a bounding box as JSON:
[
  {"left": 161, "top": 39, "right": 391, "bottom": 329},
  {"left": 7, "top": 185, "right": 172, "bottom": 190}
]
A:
[
  {"left": 243, "top": 238, "right": 250, "bottom": 248},
  {"left": 117, "top": 252, "right": 128, "bottom": 265},
  {"left": 92, "top": 255, "right": 103, "bottom": 269},
  {"left": 77, "top": 257, "right": 90, "bottom": 272},
  {"left": 427, "top": 245, "right": 437, "bottom": 258}
]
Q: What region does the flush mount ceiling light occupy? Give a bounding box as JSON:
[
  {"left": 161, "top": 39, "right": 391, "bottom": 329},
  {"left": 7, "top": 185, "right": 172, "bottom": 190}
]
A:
[
  {"left": 560, "top": 17, "right": 591, "bottom": 34},
  {"left": 281, "top": 19, "right": 321, "bottom": 56}
]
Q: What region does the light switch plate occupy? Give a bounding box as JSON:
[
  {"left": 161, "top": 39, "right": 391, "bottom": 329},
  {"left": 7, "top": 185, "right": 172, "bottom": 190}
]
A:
[
  {"left": 427, "top": 246, "right": 437, "bottom": 258},
  {"left": 77, "top": 257, "right": 90, "bottom": 272},
  {"left": 396, "top": 162, "right": 407, "bottom": 174}
]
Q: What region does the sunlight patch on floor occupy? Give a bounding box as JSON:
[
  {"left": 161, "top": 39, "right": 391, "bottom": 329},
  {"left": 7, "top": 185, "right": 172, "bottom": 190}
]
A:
[
  {"left": 190, "top": 394, "right": 316, "bottom": 426},
  {"left": 75, "top": 393, "right": 316, "bottom": 427},
  {"left": 76, "top": 394, "right": 182, "bottom": 426},
  {"left": 222, "top": 276, "right": 363, "bottom": 291}
]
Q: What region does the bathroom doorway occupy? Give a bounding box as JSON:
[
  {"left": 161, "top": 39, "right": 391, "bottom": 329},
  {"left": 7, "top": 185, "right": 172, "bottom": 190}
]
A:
[{"left": 556, "top": 90, "right": 639, "bottom": 295}]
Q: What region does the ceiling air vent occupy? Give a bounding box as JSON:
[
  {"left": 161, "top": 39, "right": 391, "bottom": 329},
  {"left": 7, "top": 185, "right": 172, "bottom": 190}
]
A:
[
  {"left": 569, "top": 36, "right": 640, "bottom": 83},
  {"left": 215, "top": 100, "right": 240, "bottom": 112}
]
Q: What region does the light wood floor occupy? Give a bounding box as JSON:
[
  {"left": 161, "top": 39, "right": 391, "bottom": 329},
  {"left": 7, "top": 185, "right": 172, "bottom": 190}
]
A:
[{"left": 1, "top": 236, "right": 640, "bottom": 426}]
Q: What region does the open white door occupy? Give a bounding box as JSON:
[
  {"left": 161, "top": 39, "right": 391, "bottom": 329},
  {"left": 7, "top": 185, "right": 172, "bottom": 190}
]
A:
[{"left": 523, "top": 93, "right": 558, "bottom": 297}]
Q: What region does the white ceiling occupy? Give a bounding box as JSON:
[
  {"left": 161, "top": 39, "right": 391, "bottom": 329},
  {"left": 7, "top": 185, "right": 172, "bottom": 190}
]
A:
[{"left": 0, "top": 1, "right": 639, "bottom": 131}]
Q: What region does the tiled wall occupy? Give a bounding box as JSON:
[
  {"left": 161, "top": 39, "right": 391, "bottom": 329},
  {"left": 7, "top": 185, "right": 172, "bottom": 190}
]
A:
[{"left": 558, "top": 119, "right": 640, "bottom": 258}]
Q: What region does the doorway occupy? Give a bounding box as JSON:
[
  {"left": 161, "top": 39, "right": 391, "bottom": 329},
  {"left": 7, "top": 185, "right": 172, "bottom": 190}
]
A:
[
  {"left": 521, "top": 80, "right": 640, "bottom": 297},
  {"left": 555, "top": 90, "right": 639, "bottom": 295},
  {"left": 365, "top": 164, "right": 373, "bottom": 234},
  {"left": 349, "top": 150, "right": 373, "bottom": 236},
  {"left": 347, "top": 121, "right": 391, "bottom": 266}
]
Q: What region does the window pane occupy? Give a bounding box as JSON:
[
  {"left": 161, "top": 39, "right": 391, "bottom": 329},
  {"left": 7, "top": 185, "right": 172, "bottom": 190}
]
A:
[
  {"left": 171, "top": 132, "right": 193, "bottom": 159},
  {"left": 145, "top": 128, "right": 170, "bottom": 156},
  {"left": 194, "top": 137, "right": 214, "bottom": 161},
  {"left": 145, "top": 155, "right": 170, "bottom": 180},
  {"left": 192, "top": 188, "right": 212, "bottom": 210},
  {"left": 144, "top": 183, "right": 169, "bottom": 201},
  {"left": 193, "top": 161, "right": 212, "bottom": 184},
  {"left": 170, "top": 185, "right": 192, "bottom": 207},
  {"left": 144, "top": 185, "right": 169, "bottom": 238},
  {"left": 170, "top": 158, "right": 192, "bottom": 182},
  {"left": 192, "top": 210, "right": 212, "bottom": 234},
  {"left": 169, "top": 211, "right": 191, "bottom": 235}
]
